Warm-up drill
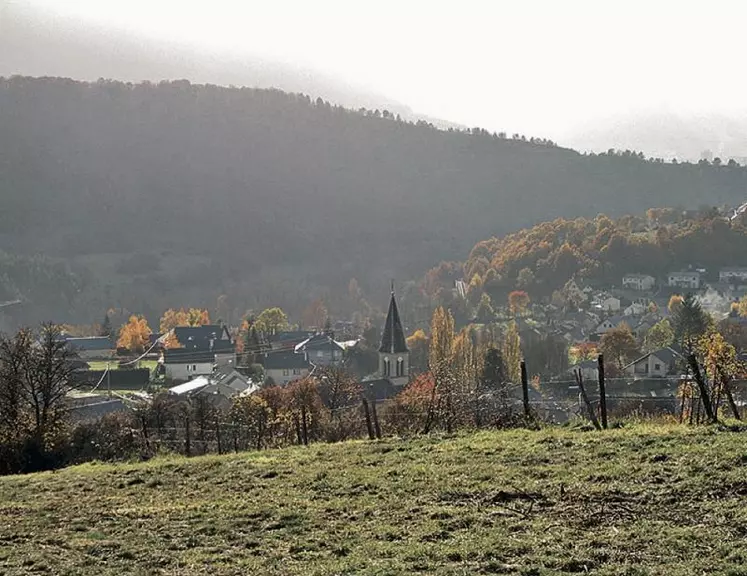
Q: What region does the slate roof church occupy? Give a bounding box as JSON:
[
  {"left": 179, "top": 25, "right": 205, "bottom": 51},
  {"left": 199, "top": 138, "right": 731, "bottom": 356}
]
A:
[{"left": 363, "top": 286, "right": 410, "bottom": 401}]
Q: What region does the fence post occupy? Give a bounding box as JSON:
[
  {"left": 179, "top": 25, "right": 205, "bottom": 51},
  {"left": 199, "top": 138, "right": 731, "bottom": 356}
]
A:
[
  {"left": 520, "top": 360, "right": 530, "bottom": 418},
  {"left": 216, "top": 421, "right": 222, "bottom": 455},
  {"left": 371, "top": 401, "right": 382, "bottom": 439},
  {"left": 184, "top": 414, "right": 191, "bottom": 456},
  {"left": 301, "top": 405, "right": 309, "bottom": 446},
  {"left": 597, "top": 354, "right": 608, "bottom": 430},
  {"left": 688, "top": 352, "right": 715, "bottom": 423},
  {"left": 362, "top": 397, "right": 375, "bottom": 440},
  {"left": 574, "top": 369, "right": 602, "bottom": 431},
  {"left": 293, "top": 414, "right": 303, "bottom": 445}
]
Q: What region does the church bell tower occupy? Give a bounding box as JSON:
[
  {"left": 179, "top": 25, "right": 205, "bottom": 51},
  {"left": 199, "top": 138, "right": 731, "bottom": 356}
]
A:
[{"left": 378, "top": 285, "right": 409, "bottom": 386}]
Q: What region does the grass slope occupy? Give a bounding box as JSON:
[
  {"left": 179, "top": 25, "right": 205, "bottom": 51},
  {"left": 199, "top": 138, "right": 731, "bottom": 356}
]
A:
[{"left": 2, "top": 425, "right": 747, "bottom": 575}]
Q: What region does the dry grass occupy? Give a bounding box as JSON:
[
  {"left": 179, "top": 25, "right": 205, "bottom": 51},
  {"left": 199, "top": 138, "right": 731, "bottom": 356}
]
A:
[{"left": 2, "top": 424, "right": 747, "bottom": 575}]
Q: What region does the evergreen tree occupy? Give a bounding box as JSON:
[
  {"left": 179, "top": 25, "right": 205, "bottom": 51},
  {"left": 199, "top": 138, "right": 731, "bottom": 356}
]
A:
[
  {"left": 672, "top": 293, "right": 711, "bottom": 351},
  {"left": 99, "top": 313, "right": 112, "bottom": 338}
]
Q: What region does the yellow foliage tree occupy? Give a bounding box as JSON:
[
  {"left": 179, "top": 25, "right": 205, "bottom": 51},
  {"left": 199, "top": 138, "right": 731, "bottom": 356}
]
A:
[
  {"left": 502, "top": 321, "right": 522, "bottom": 384},
  {"left": 116, "top": 315, "right": 152, "bottom": 354}
]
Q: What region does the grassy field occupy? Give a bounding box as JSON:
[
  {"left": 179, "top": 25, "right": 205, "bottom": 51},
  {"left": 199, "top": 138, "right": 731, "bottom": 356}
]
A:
[
  {"left": 87, "top": 360, "right": 158, "bottom": 372},
  {"left": 2, "top": 424, "right": 747, "bottom": 575}
]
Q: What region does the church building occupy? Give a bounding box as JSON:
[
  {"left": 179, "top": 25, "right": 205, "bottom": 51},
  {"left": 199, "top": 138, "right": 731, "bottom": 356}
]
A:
[{"left": 363, "top": 286, "right": 410, "bottom": 400}]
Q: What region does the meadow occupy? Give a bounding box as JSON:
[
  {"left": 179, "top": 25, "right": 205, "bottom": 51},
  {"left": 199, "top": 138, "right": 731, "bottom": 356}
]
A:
[{"left": 2, "top": 424, "right": 747, "bottom": 575}]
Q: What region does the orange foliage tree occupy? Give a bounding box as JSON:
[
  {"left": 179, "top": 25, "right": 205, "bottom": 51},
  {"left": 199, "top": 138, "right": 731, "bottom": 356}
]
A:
[
  {"left": 159, "top": 307, "right": 211, "bottom": 348},
  {"left": 508, "top": 290, "right": 530, "bottom": 316},
  {"left": 116, "top": 315, "right": 152, "bottom": 354},
  {"left": 383, "top": 372, "right": 437, "bottom": 435}
]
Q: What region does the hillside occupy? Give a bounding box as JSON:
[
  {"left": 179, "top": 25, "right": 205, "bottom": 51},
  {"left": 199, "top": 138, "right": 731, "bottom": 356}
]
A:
[
  {"left": 3, "top": 77, "right": 747, "bottom": 325},
  {"left": 2, "top": 426, "right": 747, "bottom": 575},
  {"left": 430, "top": 210, "right": 747, "bottom": 306}
]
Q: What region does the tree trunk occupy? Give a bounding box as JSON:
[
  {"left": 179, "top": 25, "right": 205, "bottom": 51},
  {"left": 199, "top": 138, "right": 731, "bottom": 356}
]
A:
[{"left": 688, "top": 353, "right": 716, "bottom": 423}]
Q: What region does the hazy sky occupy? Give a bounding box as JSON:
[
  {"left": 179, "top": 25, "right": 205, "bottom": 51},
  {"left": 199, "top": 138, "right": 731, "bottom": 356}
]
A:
[{"left": 11, "top": 0, "right": 747, "bottom": 138}]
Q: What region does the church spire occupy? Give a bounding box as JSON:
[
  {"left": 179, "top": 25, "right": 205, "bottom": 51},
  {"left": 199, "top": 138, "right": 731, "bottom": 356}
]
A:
[{"left": 379, "top": 286, "right": 408, "bottom": 354}]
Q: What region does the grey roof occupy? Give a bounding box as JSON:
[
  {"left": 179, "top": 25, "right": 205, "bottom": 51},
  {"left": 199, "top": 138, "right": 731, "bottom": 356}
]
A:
[
  {"left": 296, "top": 333, "right": 345, "bottom": 352},
  {"left": 262, "top": 351, "right": 311, "bottom": 370},
  {"left": 173, "top": 325, "right": 231, "bottom": 350},
  {"left": 64, "top": 336, "right": 114, "bottom": 351},
  {"left": 163, "top": 347, "right": 231, "bottom": 364},
  {"left": 379, "top": 291, "right": 408, "bottom": 354},
  {"left": 625, "top": 347, "right": 683, "bottom": 369}
]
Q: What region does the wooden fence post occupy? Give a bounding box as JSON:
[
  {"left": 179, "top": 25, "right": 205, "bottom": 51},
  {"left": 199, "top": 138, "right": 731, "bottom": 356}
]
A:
[
  {"left": 362, "top": 397, "right": 375, "bottom": 440},
  {"left": 574, "top": 369, "right": 601, "bottom": 431},
  {"left": 520, "top": 360, "right": 530, "bottom": 418},
  {"left": 688, "top": 353, "right": 715, "bottom": 423},
  {"left": 301, "top": 405, "right": 309, "bottom": 446},
  {"left": 184, "top": 414, "right": 191, "bottom": 456},
  {"left": 216, "top": 421, "right": 222, "bottom": 455},
  {"left": 371, "top": 401, "right": 382, "bottom": 439},
  {"left": 293, "top": 414, "right": 303, "bottom": 445},
  {"left": 597, "top": 354, "right": 608, "bottom": 430}
]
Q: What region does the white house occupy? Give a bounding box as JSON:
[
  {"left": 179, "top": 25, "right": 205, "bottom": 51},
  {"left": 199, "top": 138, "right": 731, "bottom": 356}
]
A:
[
  {"left": 601, "top": 297, "right": 621, "bottom": 312},
  {"left": 623, "top": 302, "right": 647, "bottom": 316},
  {"left": 622, "top": 274, "right": 655, "bottom": 291},
  {"left": 624, "top": 347, "right": 683, "bottom": 378},
  {"left": 719, "top": 268, "right": 747, "bottom": 284},
  {"left": 263, "top": 351, "right": 312, "bottom": 386},
  {"left": 163, "top": 349, "right": 215, "bottom": 381},
  {"left": 668, "top": 271, "right": 700, "bottom": 290}
]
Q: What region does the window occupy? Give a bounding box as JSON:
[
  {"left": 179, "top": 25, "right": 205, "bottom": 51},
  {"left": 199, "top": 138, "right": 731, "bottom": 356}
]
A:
[
  {"left": 283, "top": 369, "right": 289, "bottom": 376},
  {"left": 293, "top": 368, "right": 301, "bottom": 375},
  {"left": 396, "top": 357, "right": 404, "bottom": 377},
  {"left": 383, "top": 357, "right": 390, "bottom": 377},
  {"left": 654, "top": 363, "right": 661, "bottom": 371}
]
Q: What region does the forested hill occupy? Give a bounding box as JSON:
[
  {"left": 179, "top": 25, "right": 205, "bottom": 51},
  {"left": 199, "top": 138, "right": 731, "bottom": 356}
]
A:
[{"left": 2, "top": 76, "right": 747, "bottom": 324}]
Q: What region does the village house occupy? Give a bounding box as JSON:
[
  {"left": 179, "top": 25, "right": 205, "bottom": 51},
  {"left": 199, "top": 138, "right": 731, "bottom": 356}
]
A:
[
  {"left": 269, "top": 330, "right": 314, "bottom": 351},
  {"left": 594, "top": 315, "right": 636, "bottom": 336},
  {"left": 167, "top": 368, "right": 255, "bottom": 410},
  {"left": 294, "top": 333, "right": 346, "bottom": 366},
  {"left": 622, "top": 274, "right": 655, "bottom": 291},
  {"left": 173, "top": 324, "right": 235, "bottom": 365},
  {"left": 668, "top": 270, "right": 700, "bottom": 290},
  {"left": 163, "top": 348, "right": 215, "bottom": 381},
  {"left": 63, "top": 336, "right": 115, "bottom": 361},
  {"left": 262, "top": 351, "right": 312, "bottom": 386},
  {"left": 568, "top": 359, "right": 598, "bottom": 382},
  {"left": 719, "top": 267, "right": 747, "bottom": 284},
  {"left": 624, "top": 347, "right": 683, "bottom": 379}
]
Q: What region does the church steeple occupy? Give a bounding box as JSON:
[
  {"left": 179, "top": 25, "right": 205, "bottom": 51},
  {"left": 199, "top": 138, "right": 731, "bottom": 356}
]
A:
[
  {"left": 378, "top": 285, "right": 409, "bottom": 383},
  {"left": 379, "top": 287, "right": 408, "bottom": 354}
]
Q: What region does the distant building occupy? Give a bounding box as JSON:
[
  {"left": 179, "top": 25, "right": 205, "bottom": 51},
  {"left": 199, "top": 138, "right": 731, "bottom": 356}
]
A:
[
  {"left": 667, "top": 271, "right": 700, "bottom": 290},
  {"left": 719, "top": 268, "right": 747, "bottom": 284},
  {"left": 624, "top": 347, "right": 683, "bottom": 379},
  {"left": 63, "top": 336, "right": 115, "bottom": 360},
  {"left": 622, "top": 274, "right": 655, "bottom": 292},
  {"left": 294, "top": 333, "right": 345, "bottom": 366},
  {"left": 262, "top": 351, "right": 312, "bottom": 386},
  {"left": 362, "top": 288, "right": 410, "bottom": 401}
]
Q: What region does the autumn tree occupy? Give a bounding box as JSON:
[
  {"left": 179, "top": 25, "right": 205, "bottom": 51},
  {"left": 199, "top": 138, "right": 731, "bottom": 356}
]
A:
[
  {"left": 475, "top": 293, "right": 495, "bottom": 323},
  {"left": 508, "top": 290, "right": 530, "bottom": 317},
  {"left": 0, "top": 324, "right": 79, "bottom": 463},
  {"left": 427, "top": 306, "right": 455, "bottom": 431},
  {"left": 317, "top": 365, "right": 362, "bottom": 441},
  {"left": 117, "top": 315, "right": 152, "bottom": 353},
  {"left": 406, "top": 329, "right": 429, "bottom": 374},
  {"left": 254, "top": 307, "right": 289, "bottom": 338},
  {"left": 698, "top": 330, "right": 742, "bottom": 420},
  {"left": 502, "top": 321, "right": 522, "bottom": 384},
  {"left": 302, "top": 299, "right": 328, "bottom": 330},
  {"left": 643, "top": 319, "right": 674, "bottom": 353},
  {"left": 668, "top": 294, "right": 684, "bottom": 316},
  {"left": 600, "top": 323, "right": 640, "bottom": 374}
]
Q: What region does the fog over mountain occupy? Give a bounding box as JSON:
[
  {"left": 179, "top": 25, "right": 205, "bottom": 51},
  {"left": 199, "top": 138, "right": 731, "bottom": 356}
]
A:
[
  {"left": 567, "top": 111, "right": 747, "bottom": 163},
  {"left": 0, "top": 2, "right": 452, "bottom": 127}
]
